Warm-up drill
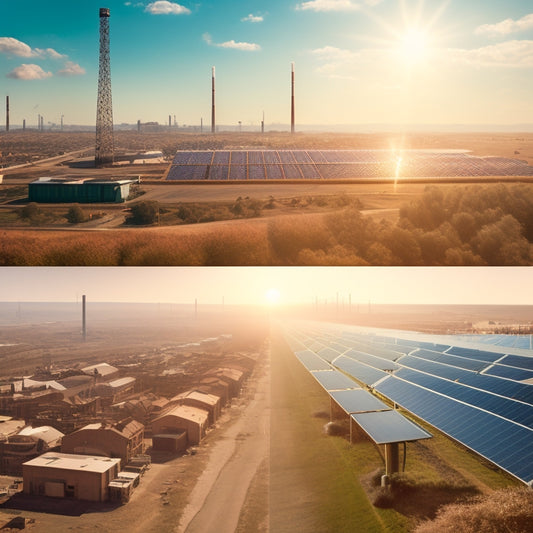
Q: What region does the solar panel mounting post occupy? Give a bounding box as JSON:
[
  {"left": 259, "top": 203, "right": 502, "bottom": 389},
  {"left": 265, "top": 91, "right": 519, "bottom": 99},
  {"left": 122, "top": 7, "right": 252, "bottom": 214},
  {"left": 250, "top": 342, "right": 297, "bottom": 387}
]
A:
[{"left": 385, "top": 442, "right": 400, "bottom": 475}]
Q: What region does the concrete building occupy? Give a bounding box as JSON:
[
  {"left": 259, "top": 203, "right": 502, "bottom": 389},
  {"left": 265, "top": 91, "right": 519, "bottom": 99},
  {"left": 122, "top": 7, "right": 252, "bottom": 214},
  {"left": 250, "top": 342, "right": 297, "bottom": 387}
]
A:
[
  {"left": 169, "top": 390, "right": 221, "bottom": 426},
  {"left": 1, "top": 426, "right": 63, "bottom": 475},
  {"left": 23, "top": 452, "right": 120, "bottom": 502},
  {"left": 28, "top": 178, "right": 135, "bottom": 204},
  {"left": 61, "top": 418, "right": 143, "bottom": 466},
  {"left": 152, "top": 405, "right": 208, "bottom": 446}
]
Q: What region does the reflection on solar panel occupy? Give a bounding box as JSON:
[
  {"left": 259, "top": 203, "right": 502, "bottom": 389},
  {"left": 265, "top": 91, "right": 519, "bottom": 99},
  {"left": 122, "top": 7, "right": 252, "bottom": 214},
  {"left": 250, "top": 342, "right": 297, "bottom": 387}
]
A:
[
  {"left": 284, "top": 321, "right": 533, "bottom": 484},
  {"left": 166, "top": 150, "right": 533, "bottom": 180},
  {"left": 352, "top": 410, "right": 432, "bottom": 444}
]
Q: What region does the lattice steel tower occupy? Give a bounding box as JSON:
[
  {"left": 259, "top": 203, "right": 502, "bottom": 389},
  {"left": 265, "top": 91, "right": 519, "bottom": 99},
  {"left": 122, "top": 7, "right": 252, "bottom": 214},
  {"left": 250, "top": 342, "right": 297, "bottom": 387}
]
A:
[{"left": 95, "top": 7, "right": 114, "bottom": 166}]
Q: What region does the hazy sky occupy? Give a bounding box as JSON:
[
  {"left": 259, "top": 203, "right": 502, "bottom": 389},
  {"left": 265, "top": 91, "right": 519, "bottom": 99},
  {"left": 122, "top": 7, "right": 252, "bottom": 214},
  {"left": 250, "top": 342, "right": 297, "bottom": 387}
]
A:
[
  {"left": 1, "top": 267, "right": 532, "bottom": 306},
  {"left": 1, "top": 0, "right": 532, "bottom": 127}
]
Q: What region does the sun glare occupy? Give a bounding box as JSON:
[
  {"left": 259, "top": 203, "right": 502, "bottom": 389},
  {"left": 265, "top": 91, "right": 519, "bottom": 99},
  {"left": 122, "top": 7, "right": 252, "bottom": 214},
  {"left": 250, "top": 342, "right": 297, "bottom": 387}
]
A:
[
  {"left": 265, "top": 288, "right": 281, "bottom": 306},
  {"left": 400, "top": 28, "right": 429, "bottom": 63}
]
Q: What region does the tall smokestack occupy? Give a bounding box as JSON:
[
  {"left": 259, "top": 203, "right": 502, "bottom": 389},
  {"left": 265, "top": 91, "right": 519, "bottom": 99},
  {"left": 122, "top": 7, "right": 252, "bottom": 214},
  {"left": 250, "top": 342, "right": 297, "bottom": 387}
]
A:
[
  {"left": 211, "top": 66, "right": 216, "bottom": 134},
  {"left": 23, "top": 119, "right": 26, "bottom": 132},
  {"left": 291, "top": 62, "right": 295, "bottom": 134},
  {"left": 261, "top": 111, "right": 264, "bottom": 134},
  {"left": 5, "top": 96, "right": 9, "bottom": 132},
  {"left": 82, "top": 295, "right": 87, "bottom": 341},
  {"left": 169, "top": 114, "right": 171, "bottom": 128}
]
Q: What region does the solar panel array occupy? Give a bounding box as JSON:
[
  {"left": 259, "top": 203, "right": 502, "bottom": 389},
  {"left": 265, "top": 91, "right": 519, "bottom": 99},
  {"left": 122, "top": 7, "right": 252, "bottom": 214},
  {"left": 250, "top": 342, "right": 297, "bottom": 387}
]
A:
[
  {"left": 290, "top": 336, "right": 432, "bottom": 446},
  {"left": 284, "top": 322, "right": 533, "bottom": 485},
  {"left": 167, "top": 149, "right": 533, "bottom": 181}
]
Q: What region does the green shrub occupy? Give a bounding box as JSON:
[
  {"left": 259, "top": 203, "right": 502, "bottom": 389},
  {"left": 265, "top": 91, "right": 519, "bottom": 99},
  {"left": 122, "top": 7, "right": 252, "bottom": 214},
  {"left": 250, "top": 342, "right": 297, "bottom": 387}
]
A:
[
  {"left": 129, "top": 201, "right": 159, "bottom": 225},
  {"left": 66, "top": 205, "right": 87, "bottom": 224}
]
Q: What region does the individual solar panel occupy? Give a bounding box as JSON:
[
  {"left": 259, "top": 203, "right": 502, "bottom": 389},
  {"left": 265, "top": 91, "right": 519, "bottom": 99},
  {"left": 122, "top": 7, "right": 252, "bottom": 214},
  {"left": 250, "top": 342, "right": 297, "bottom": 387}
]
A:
[
  {"left": 399, "top": 354, "right": 472, "bottom": 381},
  {"left": 414, "top": 349, "right": 491, "bottom": 372},
  {"left": 446, "top": 346, "right": 505, "bottom": 363},
  {"left": 247, "top": 151, "right": 264, "bottom": 164},
  {"left": 230, "top": 151, "right": 247, "bottom": 165},
  {"left": 330, "top": 388, "right": 390, "bottom": 414},
  {"left": 265, "top": 165, "right": 284, "bottom": 179},
  {"left": 499, "top": 354, "right": 533, "bottom": 371},
  {"left": 212, "top": 151, "right": 230, "bottom": 164},
  {"left": 248, "top": 165, "right": 266, "bottom": 180},
  {"left": 484, "top": 365, "right": 533, "bottom": 382},
  {"left": 229, "top": 165, "right": 247, "bottom": 180},
  {"left": 299, "top": 165, "right": 322, "bottom": 179},
  {"left": 318, "top": 347, "right": 342, "bottom": 363},
  {"left": 352, "top": 410, "right": 432, "bottom": 444},
  {"left": 167, "top": 166, "right": 194, "bottom": 180},
  {"left": 295, "top": 350, "right": 331, "bottom": 371},
  {"left": 334, "top": 355, "right": 388, "bottom": 386},
  {"left": 208, "top": 165, "right": 229, "bottom": 180},
  {"left": 190, "top": 165, "right": 208, "bottom": 179},
  {"left": 311, "top": 370, "right": 360, "bottom": 391},
  {"left": 292, "top": 151, "right": 313, "bottom": 163},
  {"left": 283, "top": 164, "right": 303, "bottom": 179},
  {"left": 263, "top": 151, "right": 281, "bottom": 164},
  {"left": 343, "top": 349, "right": 399, "bottom": 371},
  {"left": 279, "top": 151, "right": 296, "bottom": 163}
]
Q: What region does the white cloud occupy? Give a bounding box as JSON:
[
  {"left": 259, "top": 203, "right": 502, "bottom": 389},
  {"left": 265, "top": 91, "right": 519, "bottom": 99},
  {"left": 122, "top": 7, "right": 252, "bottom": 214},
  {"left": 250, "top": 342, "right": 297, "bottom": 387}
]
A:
[
  {"left": 57, "top": 61, "right": 86, "bottom": 77},
  {"left": 217, "top": 40, "right": 261, "bottom": 51},
  {"left": 6, "top": 64, "right": 53, "bottom": 80},
  {"left": 475, "top": 13, "right": 533, "bottom": 38},
  {"left": 446, "top": 40, "right": 533, "bottom": 68},
  {"left": 35, "top": 48, "right": 66, "bottom": 60},
  {"left": 296, "top": 0, "right": 360, "bottom": 12},
  {"left": 203, "top": 33, "right": 261, "bottom": 51},
  {"left": 0, "top": 37, "right": 65, "bottom": 59},
  {"left": 145, "top": 1, "right": 191, "bottom": 15},
  {"left": 241, "top": 13, "right": 264, "bottom": 23},
  {"left": 0, "top": 37, "right": 33, "bottom": 57}
]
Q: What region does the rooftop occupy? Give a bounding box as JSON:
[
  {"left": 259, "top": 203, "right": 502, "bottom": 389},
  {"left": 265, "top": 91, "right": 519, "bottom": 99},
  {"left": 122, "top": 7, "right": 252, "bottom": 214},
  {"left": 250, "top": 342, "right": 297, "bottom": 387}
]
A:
[{"left": 24, "top": 452, "right": 120, "bottom": 473}]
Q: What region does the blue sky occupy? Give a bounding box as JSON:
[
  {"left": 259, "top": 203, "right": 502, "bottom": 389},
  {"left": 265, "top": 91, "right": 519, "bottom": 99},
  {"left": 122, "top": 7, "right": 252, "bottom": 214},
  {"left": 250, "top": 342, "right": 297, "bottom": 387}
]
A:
[
  {"left": 1, "top": 0, "right": 532, "bottom": 127},
  {"left": 1, "top": 267, "right": 532, "bottom": 306}
]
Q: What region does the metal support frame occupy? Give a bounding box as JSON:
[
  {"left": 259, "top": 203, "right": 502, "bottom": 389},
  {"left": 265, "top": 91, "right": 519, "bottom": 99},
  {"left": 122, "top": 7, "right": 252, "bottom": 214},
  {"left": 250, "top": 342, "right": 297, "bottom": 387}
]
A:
[{"left": 95, "top": 7, "right": 114, "bottom": 166}]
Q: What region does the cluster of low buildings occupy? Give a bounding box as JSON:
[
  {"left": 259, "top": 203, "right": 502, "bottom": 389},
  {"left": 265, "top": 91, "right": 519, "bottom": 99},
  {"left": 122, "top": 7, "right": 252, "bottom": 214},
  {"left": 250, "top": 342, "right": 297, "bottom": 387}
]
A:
[{"left": 0, "top": 356, "right": 252, "bottom": 504}]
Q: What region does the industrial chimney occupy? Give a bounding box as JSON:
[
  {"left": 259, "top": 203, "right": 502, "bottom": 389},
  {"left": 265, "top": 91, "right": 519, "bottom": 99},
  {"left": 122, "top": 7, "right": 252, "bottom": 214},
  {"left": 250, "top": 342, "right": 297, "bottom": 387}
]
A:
[
  {"left": 5, "top": 96, "right": 9, "bottom": 132},
  {"left": 211, "top": 66, "right": 216, "bottom": 134},
  {"left": 82, "top": 295, "right": 87, "bottom": 341},
  {"left": 291, "top": 62, "right": 295, "bottom": 134}
]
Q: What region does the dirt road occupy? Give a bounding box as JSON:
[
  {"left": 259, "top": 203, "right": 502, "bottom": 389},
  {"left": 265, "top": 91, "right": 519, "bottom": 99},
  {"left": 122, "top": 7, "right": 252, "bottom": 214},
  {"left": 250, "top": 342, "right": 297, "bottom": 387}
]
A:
[{"left": 178, "top": 358, "right": 270, "bottom": 533}]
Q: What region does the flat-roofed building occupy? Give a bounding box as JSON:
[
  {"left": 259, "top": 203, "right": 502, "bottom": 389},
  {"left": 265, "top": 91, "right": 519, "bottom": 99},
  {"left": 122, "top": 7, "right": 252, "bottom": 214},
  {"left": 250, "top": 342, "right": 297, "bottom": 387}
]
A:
[
  {"left": 152, "top": 405, "right": 208, "bottom": 446},
  {"left": 61, "top": 418, "right": 143, "bottom": 466},
  {"left": 28, "top": 178, "right": 135, "bottom": 204},
  {"left": 23, "top": 452, "right": 120, "bottom": 502},
  {"left": 169, "top": 390, "right": 221, "bottom": 426}
]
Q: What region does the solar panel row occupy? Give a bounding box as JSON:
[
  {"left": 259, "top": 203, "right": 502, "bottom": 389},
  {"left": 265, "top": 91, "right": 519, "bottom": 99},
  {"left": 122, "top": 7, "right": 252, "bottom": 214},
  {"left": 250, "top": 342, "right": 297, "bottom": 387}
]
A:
[{"left": 167, "top": 150, "right": 533, "bottom": 181}]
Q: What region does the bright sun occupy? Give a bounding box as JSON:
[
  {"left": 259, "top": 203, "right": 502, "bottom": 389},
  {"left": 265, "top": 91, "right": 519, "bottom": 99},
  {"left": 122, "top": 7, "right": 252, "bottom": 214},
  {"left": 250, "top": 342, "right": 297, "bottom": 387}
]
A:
[
  {"left": 265, "top": 288, "right": 281, "bottom": 305},
  {"left": 400, "top": 28, "right": 429, "bottom": 63}
]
